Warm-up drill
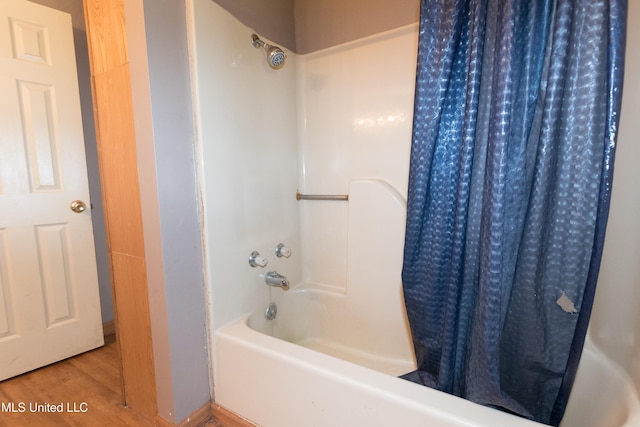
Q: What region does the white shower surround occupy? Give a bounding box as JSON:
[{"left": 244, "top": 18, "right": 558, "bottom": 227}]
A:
[{"left": 188, "top": 0, "right": 640, "bottom": 426}]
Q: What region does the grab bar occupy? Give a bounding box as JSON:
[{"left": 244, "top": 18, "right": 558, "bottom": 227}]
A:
[{"left": 296, "top": 192, "right": 349, "bottom": 201}]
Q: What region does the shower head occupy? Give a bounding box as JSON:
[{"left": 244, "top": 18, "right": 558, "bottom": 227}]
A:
[
  {"left": 266, "top": 46, "right": 286, "bottom": 69},
  {"left": 251, "top": 34, "right": 286, "bottom": 70}
]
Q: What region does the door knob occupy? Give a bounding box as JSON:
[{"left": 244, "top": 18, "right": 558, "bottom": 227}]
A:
[{"left": 70, "top": 200, "right": 87, "bottom": 213}]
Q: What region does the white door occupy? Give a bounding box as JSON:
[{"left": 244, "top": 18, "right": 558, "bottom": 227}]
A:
[{"left": 0, "top": 0, "right": 103, "bottom": 380}]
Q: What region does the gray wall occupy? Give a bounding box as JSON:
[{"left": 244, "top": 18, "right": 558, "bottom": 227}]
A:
[
  {"left": 212, "top": 0, "right": 420, "bottom": 54},
  {"left": 211, "top": 0, "right": 296, "bottom": 50},
  {"left": 294, "top": 0, "right": 420, "bottom": 53},
  {"left": 142, "top": 0, "right": 210, "bottom": 422}
]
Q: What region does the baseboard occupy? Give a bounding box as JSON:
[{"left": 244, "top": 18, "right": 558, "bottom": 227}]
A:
[
  {"left": 102, "top": 320, "right": 116, "bottom": 337},
  {"left": 211, "top": 403, "right": 257, "bottom": 427},
  {"left": 155, "top": 401, "right": 212, "bottom": 427}
]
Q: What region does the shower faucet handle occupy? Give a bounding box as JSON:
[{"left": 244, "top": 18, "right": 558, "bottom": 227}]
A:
[
  {"left": 249, "top": 251, "right": 268, "bottom": 268},
  {"left": 275, "top": 243, "right": 291, "bottom": 258}
]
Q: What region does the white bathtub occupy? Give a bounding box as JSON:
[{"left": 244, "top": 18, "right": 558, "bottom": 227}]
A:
[
  {"left": 213, "top": 179, "right": 640, "bottom": 426},
  {"left": 215, "top": 306, "right": 540, "bottom": 427},
  {"left": 215, "top": 300, "right": 640, "bottom": 427}
]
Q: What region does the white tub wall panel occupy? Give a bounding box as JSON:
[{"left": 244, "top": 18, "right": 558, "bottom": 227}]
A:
[
  {"left": 270, "top": 286, "right": 415, "bottom": 375},
  {"left": 296, "top": 45, "right": 349, "bottom": 291},
  {"left": 561, "top": 345, "right": 640, "bottom": 427},
  {"left": 296, "top": 25, "right": 417, "bottom": 293},
  {"left": 267, "top": 287, "right": 331, "bottom": 343},
  {"left": 588, "top": 0, "right": 640, "bottom": 395},
  {"left": 298, "top": 203, "right": 349, "bottom": 290},
  {"left": 348, "top": 26, "right": 417, "bottom": 199},
  {"left": 191, "top": 0, "right": 301, "bottom": 331},
  {"left": 617, "top": 0, "right": 640, "bottom": 396},
  {"left": 267, "top": 180, "right": 415, "bottom": 374},
  {"left": 298, "top": 25, "right": 417, "bottom": 195},
  {"left": 250, "top": 245, "right": 303, "bottom": 336},
  {"left": 345, "top": 180, "right": 415, "bottom": 361},
  {"left": 297, "top": 52, "right": 353, "bottom": 194}
]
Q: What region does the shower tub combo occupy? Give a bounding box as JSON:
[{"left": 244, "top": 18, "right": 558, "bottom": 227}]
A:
[
  {"left": 188, "top": 2, "right": 640, "bottom": 425},
  {"left": 214, "top": 181, "right": 640, "bottom": 427}
]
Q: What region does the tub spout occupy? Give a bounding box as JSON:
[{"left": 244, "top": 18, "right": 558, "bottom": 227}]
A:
[{"left": 265, "top": 271, "right": 290, "bottom": 290}]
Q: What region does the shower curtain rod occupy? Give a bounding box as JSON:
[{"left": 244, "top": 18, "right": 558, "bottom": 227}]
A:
[{"left": 296, "top": 192, "right": 349, "bottom": 201}]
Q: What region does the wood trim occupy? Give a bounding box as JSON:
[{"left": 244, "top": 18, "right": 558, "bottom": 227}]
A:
[
  {"left": 155, "top": 401, "right": 212, "bottom": 427},
  {"left": 211, "top": 403, "right": 257, "bottom": 427},
  {"left": 102, "top": 320, "right": 116, "bottom": 336},
  {"left": 83, "top": 0, "right": 158, "bottom": 421},
  {"left": 109, "top": 252, "right": 157, "bottom": 415},
  {"left": 83, "top": 0, "right": 127, "bottom": 73}
]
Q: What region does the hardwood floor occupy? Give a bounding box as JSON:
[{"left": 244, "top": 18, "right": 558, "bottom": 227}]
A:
[
  {"left": 0, "top": 334, "right": 228, "bottom": 427},
  {"left": 0, "top": 334, "right": 152, "bottom": 427}
]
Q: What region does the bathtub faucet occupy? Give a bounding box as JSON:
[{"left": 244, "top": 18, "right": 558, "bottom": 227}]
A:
[{"left": 264, "top": 271, "right": 290, "bottom": 290}]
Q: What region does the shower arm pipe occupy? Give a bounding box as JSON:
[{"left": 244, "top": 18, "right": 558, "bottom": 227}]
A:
[
  {"left": 296, "top": 192, "right": 349, "bottom": 201},
  {"left": 251, "top": 34, "right": 267, "bottom": 49}
]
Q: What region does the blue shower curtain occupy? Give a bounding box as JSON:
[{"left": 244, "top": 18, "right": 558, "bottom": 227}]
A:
[{"left": 401, "top": 0, "right": 627, "bottom": 425}]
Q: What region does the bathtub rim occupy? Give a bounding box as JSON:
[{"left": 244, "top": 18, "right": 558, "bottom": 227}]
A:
[{"left": 214, "top": 313, "right": 544, "bottom": 427}]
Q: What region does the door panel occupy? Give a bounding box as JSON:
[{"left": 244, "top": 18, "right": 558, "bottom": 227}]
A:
[{"left": 0, "top": 0, "right": 103, "bottom": 381}]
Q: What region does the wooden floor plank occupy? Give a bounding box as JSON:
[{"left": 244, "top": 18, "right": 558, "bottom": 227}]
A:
[{"left": 0, "top": 335, "right": 152, "bottom": 427}]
